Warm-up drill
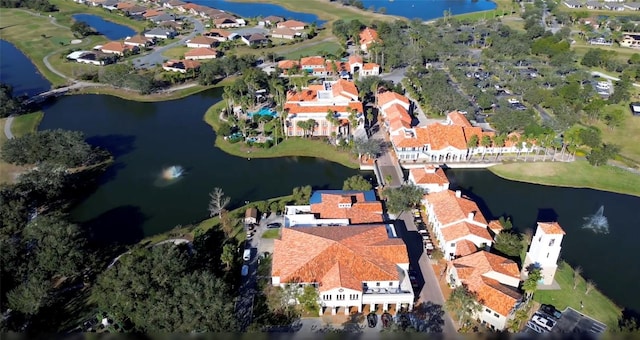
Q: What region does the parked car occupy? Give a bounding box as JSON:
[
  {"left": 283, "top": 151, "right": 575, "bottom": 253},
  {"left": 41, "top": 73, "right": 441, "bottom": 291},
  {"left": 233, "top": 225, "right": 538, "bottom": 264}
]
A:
[
  {"left": 267, "top": 222, "right": 281, "bottom": 229},
  {"left": 532, "top": 313, "right": 556, "bottom": 331},
  {"left": 243, "top": 249, "right": 251, "bottom": 261},
  {"left": 540, "top": 304, "right": 562, "bottom": 319}
]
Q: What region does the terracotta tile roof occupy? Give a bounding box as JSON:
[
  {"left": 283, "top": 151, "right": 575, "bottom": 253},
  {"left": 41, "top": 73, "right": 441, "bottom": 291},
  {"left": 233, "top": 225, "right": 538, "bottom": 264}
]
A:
[
  {"left": 363, "top": 63, "right": 379, "bottom": 71},
  {"left": 310, "top": 193, "right": 383, "bottom": 224},
  {"left": 272, "top": 27, "right": 297, "bottom": 36},
  {"left": 390, "top": 126, "right": 430, "bottom": 148},
  {"left": 206, "top": 29, "right": 232, "bottom": 38},
  {"left": 451, "top": 251, "right": 522, "bottom": 316},
  {"left": 409, "top": 166, "right": 449, "bottom": 185},
  {"left": 277, "top": 59, "right": 299, "bottom": 69},
  {"left": 359, "top": 27, "right": 381, "bottom": 45},
  {"left": 101, "top": 41, "right": 130, "bottom": 53},
  {"left": 184, "top": 47, "right": 218, "bottom": 57},
  {"left": 116, "top": 2, "right": 134, "bottom": 9},
  {"left": 441, "top": 221, "right": 493, "bottom": 244},
  {"left": 272, "top": 225, "right": 409, "bottom": 291},
  {"left": 285, "top": 102, "right": 363, "bottom": 115},
  {"left": 383, "top": 103, "right": 411, "bottom": 123},
  {"left": 331, "top": 79, "right": 359, "bottom": 99},
  {"left": 263, "top": 15, "right": 284, "bottom": 23},
  {"left": 455, "top": 239, "right": 478, "bottom": 257},
  {"left": 286, "top": 88, "right": 317, "bottom": 101},
  {"left": 488, "top": 220, "right": 504, "bottom": 233},
  {"left": 187, "top": 35, "right": 217, "bottom": 46},
  {"left": 537, "top": 222, "right": 566, "bottom": 235},
  {"left": 182, "top": 3, "right": 200, "bottom": 10},
  {"left": 163, "top": 59, "right": 201, "bottom": 70},
  {"left": 389, "top": 116, "right": 411, "bottom": 132},
  {"left": 300, "top": 56, "right": 326, "bottom": 67},
  {"left": 427, "top": 124, "right": 468, "bottom": 150},
  {"left": 143, "top": 9, "right": 163, "bottom": 18},
  {"left": 124, "top": 35, "right": 150, "bottom": 45},
  {"left": 348, "top": 55, "right": 363, "bottom": 65},
  {"left": 277, "top": 19, "right": 307, "bottom": 29},
  {"left": 424, "top": 190, "right": 488, "bottom": 226},
  {"left": 378, "top": 91, "right": 409, "bottom": 107},
  {"left": 448, "top": 111, "right": 472, "bottom": 127}
]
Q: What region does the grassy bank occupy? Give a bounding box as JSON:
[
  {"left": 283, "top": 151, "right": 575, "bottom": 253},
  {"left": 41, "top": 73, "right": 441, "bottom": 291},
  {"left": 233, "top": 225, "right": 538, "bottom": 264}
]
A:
[
  {"left": 489, "top": 160, "right": 640, "bottom": 197},
  {"left": 202, "top": 100, "right": 359, "bottom": 169},
  {"left": 72, "top": 84, "right": 214, "bottom": 102},
  {"left": 50, "top": 0, "right": 146, "bottom": 32},
  {"left": 0, "top": 112, "right": 45, "bottom": 183},
  {"left": 450, "top": 0, "right": 519, "bottom": 21},
  {"left": 534, "top": 261, "right": 621, "bottom": 329},
  {"left": 283, "top": 41, "right": 342, "bottom": 59}
]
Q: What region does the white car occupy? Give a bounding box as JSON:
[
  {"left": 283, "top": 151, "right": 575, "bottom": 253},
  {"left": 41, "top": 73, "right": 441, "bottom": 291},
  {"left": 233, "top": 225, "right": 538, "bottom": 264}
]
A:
[{"left": 532, "top": 313, "right": 556, "bottom": 331}]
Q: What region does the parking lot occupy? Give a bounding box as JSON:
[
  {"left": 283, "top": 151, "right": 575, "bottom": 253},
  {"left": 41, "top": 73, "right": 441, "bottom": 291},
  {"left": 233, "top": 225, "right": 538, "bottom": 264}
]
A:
[{"left": 522, "top": 305, "right": 606, "bottom": 338}]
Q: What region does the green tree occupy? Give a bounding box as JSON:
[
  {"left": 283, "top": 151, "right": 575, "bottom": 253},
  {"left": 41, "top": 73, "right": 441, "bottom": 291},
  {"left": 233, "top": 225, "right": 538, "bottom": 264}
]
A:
[
  {"left": 352, "top": 137, "right": 383, "bottom": 160},
  {"left": 0, "top": 83, "right": 23, "bottom": 118},
  {"left": 342, "top": 175, "right": 372, "bottom": 191},
  {"left": 220, "top": 243, "right": 235, "bottom": 270},
  {"left": 522, "top": 266, "right": 542, "bottom": 301},
  {"left": 297, "top": 285, "right": 319, "bottom": 314},
  {"left": 445, "top": 285, "right": 481, "bottom": 329},
  {"left": 578, "top": 126, "right": 602, "bottom": 148},
  {"left": 498, "top": 216, "right": 513, "bottom": 231},
  {"left": 70, "top": 21, "right": 94, "bottom": 37},
  {"left": 292, "top": 185, "right": 312, "bottom": 204},
  {"left": 382, "top": 185, "right": 424, "bottom": 214},
  {"left": 6, "top": 276, "right": 51, "bottom": 316},
  {"left": 494, "top": 231, "right": 524, "bottom": 257}
]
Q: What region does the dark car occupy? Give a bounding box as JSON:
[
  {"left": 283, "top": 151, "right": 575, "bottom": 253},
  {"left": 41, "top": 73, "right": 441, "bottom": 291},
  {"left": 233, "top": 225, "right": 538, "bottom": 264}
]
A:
[
  {"left": 540, "top": 304, "right": 562, "bottom": 319},
  {"left": 367, "top": 313, "right": 378, "bottom": 328},
  {"left": 267, "top": 222, "right": 281, "bottom": 229}
]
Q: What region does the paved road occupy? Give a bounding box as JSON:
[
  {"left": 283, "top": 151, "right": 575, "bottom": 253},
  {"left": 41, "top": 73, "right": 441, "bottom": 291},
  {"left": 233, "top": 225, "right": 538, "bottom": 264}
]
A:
[
  {"left": 394, "top": 211, "right": 457, "bottom": 335},
  {"left": 132, "top": 17, "right": 204, "bottom": 68},
  {"left": 380, "top": 66, "right": 407, "bottom": 84},
  {"left": 4, "top": 116, "right": 15, "bottom": 140},
  {"left": 591, "top": 71, "right": 640, "bottom": 88}
]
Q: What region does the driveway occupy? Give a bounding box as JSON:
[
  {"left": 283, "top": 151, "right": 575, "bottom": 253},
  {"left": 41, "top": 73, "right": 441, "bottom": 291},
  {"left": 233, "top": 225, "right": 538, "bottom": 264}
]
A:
[
  {"left": 381, "top": 66, "right": 407, "bottom": 85},
  {"left": 132, "top": 16, "right": 204, "bottom": 69}
]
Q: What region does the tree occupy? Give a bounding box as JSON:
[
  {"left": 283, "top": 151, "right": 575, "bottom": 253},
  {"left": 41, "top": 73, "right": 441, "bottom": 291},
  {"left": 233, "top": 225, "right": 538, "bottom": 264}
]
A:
[
  {"left": 6, "top": 276, "right": 51, "bottom": 316},
  {"left": 0, "top": 83, "right": 23, "bottom": 118},
  {"left": 218, "top": 209, "right": 238, "bottom": 239},
  {"left": 498, "top": 216, "right": 512, "bottom": 231},
  {"left": 578, "top": 126, "right": 602, "bottom": 148},
  {"left": 292, "top": 185, "right": 312, "bottom": 204},
  {"left": 494, "top": 231, "right": 524, "bottom": 257},
  {"left": 585, "top": 279, "right": 596, "bottom": 295},
  {"left": 352, "top": 137, "right": 383, "bottom": 160},
  {"left": 480, "top": 135, "right": 492, "bottom": 160},
  {"left": 208, "top": 187, "right": 230, "bottom": 217},
  {"left": 382, "top": 185, "right": 424, "bottom": 214},
  {"left": 522, "top": 266, "right": 542, "bottom": 301},
  {"left": 342, "top": 175, "right": 372, "bottom": 191},
  {"left": 220, "top": 243, "right": 235, "bottom": 270},
  {"left": 297, "top": 285, "right": 319, "bottom": 314},
  {"left": 445, "top": 285, "right": 481, "bottom": 329},
  {"left": 573, "top": 266, "right": 583, "bottom": 290},
  {"left": 70, "top": 21, "right": 95, "bottom": 37}
]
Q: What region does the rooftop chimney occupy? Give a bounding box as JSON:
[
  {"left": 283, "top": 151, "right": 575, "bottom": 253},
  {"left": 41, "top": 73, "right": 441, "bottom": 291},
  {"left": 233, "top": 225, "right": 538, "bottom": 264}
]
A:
[
  {"left": 455, "top": 190, "right": 462, "bottom": 198},
  {"left": 468, "top": 212, "right": 475, "bottom": 220}
]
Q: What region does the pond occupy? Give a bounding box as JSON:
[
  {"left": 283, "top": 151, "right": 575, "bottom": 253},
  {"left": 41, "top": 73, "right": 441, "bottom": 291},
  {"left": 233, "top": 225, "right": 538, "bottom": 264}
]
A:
[
  {"left": 39, "top": 90, "right": 366, "bottom": 243},
  {"left": 190, "top": 0, "right": 324, "bottom": 25},
  {"left": 449, "top": 168, "right": 640, "bottom": 313},
  {"left": 72, "top": 14, "right": 137, "bottom": 40},
  {"left": 0, "top": 40, "right": 50, "bottom": 97},
  {"left": 361, "top": 0, "right": 497, "bottom": 21}
]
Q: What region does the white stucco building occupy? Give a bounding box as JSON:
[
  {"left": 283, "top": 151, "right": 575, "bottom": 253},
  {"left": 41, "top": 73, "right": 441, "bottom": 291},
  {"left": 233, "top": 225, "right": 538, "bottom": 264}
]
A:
[{"left": 522, "top": 222, "right": 565, "bottom": 285}]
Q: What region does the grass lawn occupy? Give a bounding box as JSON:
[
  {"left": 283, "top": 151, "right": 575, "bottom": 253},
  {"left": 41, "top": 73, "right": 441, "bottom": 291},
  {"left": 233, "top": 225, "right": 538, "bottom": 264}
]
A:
[
  {"left": 571, "top": 39, "right": 637, "bottom": 61},
  {"left": 49, "top": 0, "right": 147, "bottom": 32},
  {"left": 283, "top": 41, "right": 342, "bottom": 59},
  {"left": 73, "top": 84, "right": 214, "bottom": 102},
  {"left": 534, "top": 261, "right": 621, "bottom": 330},
  {"left": 0, "top": 112, "right": 44, "bottom": 184},
  {"left": 162, "top": 46, "right": 190, "bottom": 60},
  {"left": 261, "top": 229, "right": 280, "bottom": 239},
  {"left": 594, "top": 105, "right": 640, "bottom": 163},
  {"left": 203, "top": 100, "right": 359, "bottom": 169},
  {"left": 489, "top": 160, "right": 640, "bottom": 197}
]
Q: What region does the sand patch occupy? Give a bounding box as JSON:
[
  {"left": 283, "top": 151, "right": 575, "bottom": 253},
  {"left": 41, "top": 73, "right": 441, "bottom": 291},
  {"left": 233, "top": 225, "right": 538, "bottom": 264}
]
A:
[{"left": 70, "top": 39, "right": 82, "bottom": 44}]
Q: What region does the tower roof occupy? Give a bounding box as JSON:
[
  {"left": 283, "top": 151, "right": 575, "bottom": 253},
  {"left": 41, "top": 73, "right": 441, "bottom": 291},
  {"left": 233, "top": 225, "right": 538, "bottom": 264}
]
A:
[{"left": 537, "top": 222, "right": 565, "bottom": 235}]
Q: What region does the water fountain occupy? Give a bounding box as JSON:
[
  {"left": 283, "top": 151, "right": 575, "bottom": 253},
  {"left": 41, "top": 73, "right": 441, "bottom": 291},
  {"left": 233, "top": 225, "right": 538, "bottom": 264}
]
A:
[
  {"left": 162, "top": 165, "right": 184, "bottom": 180},
  {"left": 583, "top": 205, "right": 609, "bottom": 234}
]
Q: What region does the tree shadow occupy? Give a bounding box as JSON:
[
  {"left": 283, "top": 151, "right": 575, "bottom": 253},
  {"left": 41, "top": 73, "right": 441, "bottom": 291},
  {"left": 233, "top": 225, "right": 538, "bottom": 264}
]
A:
[
  {"left": 83, "top": 205, "right": 147, "bottom": 245},
  {"left": 449, "top": 185, "right": 498, "bottom": 224},
  {"left": 85, "top": 134, "right": 136, "bottom": 159}
]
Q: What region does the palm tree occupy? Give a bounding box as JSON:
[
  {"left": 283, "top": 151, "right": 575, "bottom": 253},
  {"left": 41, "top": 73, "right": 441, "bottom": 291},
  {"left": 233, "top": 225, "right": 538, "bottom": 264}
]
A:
[
  {"left": 480, "top": 135, "right": 492, "bottom": 161},
  {"left": 466, "top": 135, "right": 479, "bottom": 160},
  {"left": 493, "top": 134, "right": 506, "bottom": 161},
  {"left": 522, "top": 267, "right": 542, "bottom": 301}
]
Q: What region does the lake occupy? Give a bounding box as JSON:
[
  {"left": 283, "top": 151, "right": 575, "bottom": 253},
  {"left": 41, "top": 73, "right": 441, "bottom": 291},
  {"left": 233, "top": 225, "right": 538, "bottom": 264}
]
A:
[
  {"left": 38, "top": 92, "right": 364, "bottom": 243},
  {"left": 190, "top": 0, "right": 323, "bottom": 25},
  {"left": 72, "top": 14, "right": 136, "bottom": 40},
  {"left": 449, "top": 168, "right": 640, "bottom": 313},
  {"left": 0, "top": 40, "right": 50, "bottom": 96},
  {"left": 362, "top": 0, "right": 497, "bottom": 21}
]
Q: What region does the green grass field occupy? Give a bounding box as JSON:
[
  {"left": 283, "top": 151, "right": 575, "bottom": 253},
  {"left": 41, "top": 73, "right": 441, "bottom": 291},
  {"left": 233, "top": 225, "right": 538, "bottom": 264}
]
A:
[
  {"left": 162, "top": 46, "right": 190, "bottom": 60},
  {"left": 595, "top": 105, "right": 640, "bottom": 163},
  {"left": 203, "top": 100, "right": 359, "bottom": 169},
  {"left": 74, "top": 84, "right": 214, "bottom": 102},
  {"left": 534, "top": 261, "right": 621, "bottom": 329},
  {"left": 261, "top": 229, "right": 280, "bottom": 239},
  {"left": 490, "top": 160, "right": 640, "bottom": 197},
  {"left": 282, "top": 41, "right": 342, "bottom": 59},
  {"left": 50, "top": 0, "right": 147, "bottom": 32}
]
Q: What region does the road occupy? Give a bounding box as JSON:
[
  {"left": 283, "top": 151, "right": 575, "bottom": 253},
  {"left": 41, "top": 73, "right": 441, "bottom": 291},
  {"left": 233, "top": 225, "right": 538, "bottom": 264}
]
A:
[
  {"left": 132, "top": 17, "right": 204, "bottom": 69},
  {"left": 4, "top": 116, "right": 15, "bottom": 140},
  {"left": 591, "top": 71, "right": 640, "bottom": 88},
  {"left": 395, "top": 211, "right": 457, "bottom": 335}
]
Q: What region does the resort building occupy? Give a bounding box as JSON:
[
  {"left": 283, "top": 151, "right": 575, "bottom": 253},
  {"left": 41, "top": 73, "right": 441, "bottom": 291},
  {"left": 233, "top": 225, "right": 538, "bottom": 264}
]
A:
[
  {"left": 283, "top": 79, "right": 365, "bottom": 138},
  {"left": 284, "top": 190, "right": 383, "bottom": 227},
  {"left": 447, "top": 251, "right": 523, "bottom": 330},
  {"left": 422, "top": 190, "right": 493, "bottom": 260},
  {"left": 277, "top": 55, "right": 380, "bottom": 79},
  {"left": 408, "top": 165, "right": 450, "bottom": 193},
  {"left": 521, "top": 222, "right": 565, "bottom": 285},
  {"left": 359, "top": 27, "right": 381, "bottom": 53},
  {"left": 272, "top": 224, "right": 414, "bottom": 315}
]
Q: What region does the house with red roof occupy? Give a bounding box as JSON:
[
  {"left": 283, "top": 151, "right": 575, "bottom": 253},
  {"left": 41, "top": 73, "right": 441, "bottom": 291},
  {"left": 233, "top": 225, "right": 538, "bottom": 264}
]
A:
[
  {"left": 408, "top": 165, "right": 450, "bottom": 193},
  {"left": 359, "top": 27, "right": 381, "bottom": 53},
  {"left": 421, "top": 190, "right": 493, "bottom": 260},
  {"left": 184, "top": 47, "right": 219, "bottom": 60},
  {"left": 272, "top": 224, "right": 414, "bottom": 315},
  {"left": 284, "top": 190, "right": 383, "bottom": 227},
  {"left": 186, "top": 35, "right": 218, "bottom": 48},
  {"left": 522, "top": 221, "right": 565, "bottom": 285},
  {"left": 162, "top": 59, "right": 201, "bottom": 73},
  {"left": 276, "top": 19, "right": 307, "bottom": 31},
  {"left": 447, "top": 251, "right": 523, "bottom": 330},
  {"left": 283, "top": 79, "right": 365, "bottom": 138}
]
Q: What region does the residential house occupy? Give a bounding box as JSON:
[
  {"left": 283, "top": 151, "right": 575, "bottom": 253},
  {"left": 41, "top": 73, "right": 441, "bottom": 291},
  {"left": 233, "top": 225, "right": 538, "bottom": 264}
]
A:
[
  {"left": 88, "top": 0, "right": 106, "bottom": 6},
  {"left": 408, "top": 165, "right": 450, "bottom": 193},
  {"left": 276, "top": 19, "right": 307, "bottom": 31},
  {"left": 447, "top": 251, "right": 523, "bottom": 330},
  {"left": 184, "top": 47, "right": 219, "bottom": 60},
  {"left": 259, "top": 15, "right": 284, "bottom": 27},
  {"left": 361, "top": 62, "right": 381, "bottom": 76},
  {"left": 585, "top": 1, "right": 604, "bottom": 9},
  {"left": 66, "top": 50, "right": 112, "bottom": 66},
  {"left": 100, "top": 41, "right": 137, "bottom": 55},
  {"left": 123, "top": 5, "right": 147, "bottom": 17},
  {"left": 272, "top": 224, "right": 414, "bottom": 315},
  {"left": 521, "top": 222, "right": 565, "bottom": 285},
  {"left": 271, "top": 27, "right": 299, "bottom": 40},
  {"left": 346, "top": 55, "right": 380, "bottom": 77},
  {"left": 563, "top": 0, "right": 582, "bottom": 8},
  {"left": 102, "top": 0, "right": 120, "bottom": 11},
  {"left": 359, "top": 27, "right": 381, "bottom": 53},
  {"left": 214, "top": 17, "right": 246, "bottom": 28},
  {"left": 244, "top": 207, "right": 258, "bottom": 225},
  {"left": 115, "top": 2, "right": 134, "bottom": 10},
  {"left": 619, "top": 34, "right": 640, "bottom": 48},
  {"left": 284, "top": 190, "right": 383, "bottom": 227},
  {"left": 150, "top": 13, "right": 176, "bottom": 23},
  {"left": 144, "top": 27, "right": 177, "bottom": 39},
  {"left": 277, "top": 59, "right": 299, "bottom": 71},
  {"left": 283, "top": 79, "right": 365, "bottom": 138},
  {"left": 177, "top": 3, "right": 200, "bottom": 13},
  {"left": 204, "top": 29, "right": 234, "bottom": 42},
  {"left": 142, "top": 8, "right": 163, "bottom": 19},
  {"left": 124, "top": 35, "right": 154, "bottom": 48},
  {"left": 163, "top": 0, "right": 186, "bottom": 9},
  {"left": 422, "top": 189, "right": 494, "bottom": 260},
  {"left": 162, "top": 59, "right": 201, "bottom": 73},
  {"left": 624, "top": 2, "right": 640, "bottom": 10},
  {"left": 588, "top": 37, "right": 613, "bottom": 46},
  {"left": 159, "top": 21, "right": 181, "bottom": 30},
  {"left": 241, "top": 33, "right": 269, "bottom": 46},
  {"left": 603, "top": 3, "right": 625, "bottom": 10},
  {"left": 186, "top": 35, "right": 217, "bottom": 48}
]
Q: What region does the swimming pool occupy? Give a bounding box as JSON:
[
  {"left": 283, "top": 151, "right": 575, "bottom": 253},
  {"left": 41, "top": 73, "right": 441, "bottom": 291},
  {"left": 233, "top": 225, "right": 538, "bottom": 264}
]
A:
[{"left": 248, "top": 107, "right": 277, "bottom": 118}]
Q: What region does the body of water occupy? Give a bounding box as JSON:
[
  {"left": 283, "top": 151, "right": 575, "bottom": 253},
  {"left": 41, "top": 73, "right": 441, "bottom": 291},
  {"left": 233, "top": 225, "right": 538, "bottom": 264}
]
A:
[
  {"left": 362, "top": 0, "right": 496, "bottom": 21},
  {"left": 449, "top": 168, "right": 640, "bottom": 312},
  {"left": 0, "top": 40, "right": 50, "bottom": 97},
  {"left": 39, "top": 92, "right": 363, "bottom": 242},
  {"left": 72, "top": 14, "right": 136, "bottom": 40},
  {"left": 190, "top": 0, "right": 323, "bottom": 25}
]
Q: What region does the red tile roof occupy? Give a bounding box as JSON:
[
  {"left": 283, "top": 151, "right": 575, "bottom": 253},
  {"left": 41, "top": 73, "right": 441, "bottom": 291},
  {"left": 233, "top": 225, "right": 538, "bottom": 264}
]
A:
[
  {"left": 285, "top": 102, "right": 363, "bottom": 115},
  {"left": 272, "top": 225, "right": 409, "bottom": 291},
  {"left": 184, "top": 47, "right": 218, "bottom": 57},
  {"left": 424, "top": 190, "right": 488, "bottom": 226},
  {"left": 455, "top": 239, "right": 478, "bottom": 257},
  {"left": 277, "top": 59, "right": 299, "bottom": 69},
  {"left": 331, "top": 79, "right": 359, "bottom": 99},
  {"left": 378, "top": 91, "right": 409, "bottom": 107},
  {"left": 441, "top": 221, "right": 493, "bottom": 244},
  {"left": 310, "top": 192, "right": 383, "bottom": 224},
  {"left": 359, "top": 27, "right": 381, "bottom": 46},
  {"left": 537, "top": 222, "right": 566, "bottom": 235},
  {"left": 101, "top": 41, "right": 131, "bottom": 53},
  {"left": 448, "top": 111, "right": 472, "bottom": 127},
  {"left": 277, "top": 19, "right": 307, "bottom": 29},
  {"left": 300, "top": 56, "right": 326, "bottom": 67},
  {"left": 409, "top": 166, "right": 449, "bottom": 185}
]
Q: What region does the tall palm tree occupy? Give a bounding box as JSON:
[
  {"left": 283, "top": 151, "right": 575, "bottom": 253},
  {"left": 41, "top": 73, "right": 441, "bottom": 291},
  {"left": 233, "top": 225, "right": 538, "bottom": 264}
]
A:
[
  {"left": 466, "top": 135, "right": 479, "bottom": 160},
  {"left": 493, "top": 134, "right": 506, "bottom": 161},
  {"left": 480, "top": 135, "right": 492, "bottom": 161}
]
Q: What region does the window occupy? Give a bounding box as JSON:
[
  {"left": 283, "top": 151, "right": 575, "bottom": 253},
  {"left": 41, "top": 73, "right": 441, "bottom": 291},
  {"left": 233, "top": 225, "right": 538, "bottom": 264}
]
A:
[
  {"left": 349, "top": 294, "right": 359, "bottom": 300},
  {"left": 323, "top": 294, "right": 332, "bottom": 301},
  {"left": 549, "top": 238, "right": 555, "bottom": 247},
  {"left": 546, "top": 252, "right": 550, "bottom": 258},
  {"left": 389, "top": 282, "right": 393, "bottom": 287},
  {"left": 450, "top": 242, "right": 456, "bottom": 247},
  {"left": 485, "top": 308, "right": 491, "bottom": 313},
  {"left": 376, "top": 282, "right": 380, "bottom": 287},
  {"left": 336, "top": 294, "right": 345, "bottom": 301},
  {"left": 493, "top": 313, "right": 500, "bottom": 318}
]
